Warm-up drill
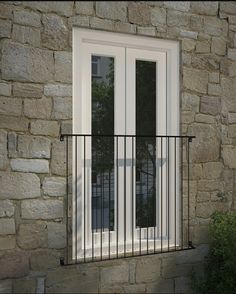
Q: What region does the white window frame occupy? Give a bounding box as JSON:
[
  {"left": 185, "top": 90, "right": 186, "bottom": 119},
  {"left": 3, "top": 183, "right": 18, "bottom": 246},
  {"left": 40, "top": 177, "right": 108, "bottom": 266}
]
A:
[{"left": 73, "top": 28, "right": 179, "bottom": 260}]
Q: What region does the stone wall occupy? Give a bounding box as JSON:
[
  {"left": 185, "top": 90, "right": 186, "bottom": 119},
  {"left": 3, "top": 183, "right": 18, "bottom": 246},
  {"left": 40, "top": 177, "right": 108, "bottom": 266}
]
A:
[{"left": 0, "top": 1, "right": 236, "bottom": 293}]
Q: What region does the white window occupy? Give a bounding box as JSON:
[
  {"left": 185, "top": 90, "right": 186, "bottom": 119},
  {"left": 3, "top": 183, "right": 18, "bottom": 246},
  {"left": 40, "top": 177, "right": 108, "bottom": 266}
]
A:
[{"left": 73, "top": 28, "right": 179, "bottom": 260}]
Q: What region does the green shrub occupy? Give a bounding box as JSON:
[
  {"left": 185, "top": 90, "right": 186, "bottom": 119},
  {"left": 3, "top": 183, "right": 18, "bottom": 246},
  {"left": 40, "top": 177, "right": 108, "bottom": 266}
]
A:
[{"left": 191, "top": 212, "right": 236, "bottom": 294}]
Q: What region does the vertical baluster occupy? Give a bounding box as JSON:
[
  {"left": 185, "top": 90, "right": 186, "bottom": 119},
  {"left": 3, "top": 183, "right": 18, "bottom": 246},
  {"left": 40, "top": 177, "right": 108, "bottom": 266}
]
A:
[
  {"left": 124, "top": 136, "right": 126, "bottom": 257},
  {"left": 84, "top": 136, "right": 86, "bottom": 262}
]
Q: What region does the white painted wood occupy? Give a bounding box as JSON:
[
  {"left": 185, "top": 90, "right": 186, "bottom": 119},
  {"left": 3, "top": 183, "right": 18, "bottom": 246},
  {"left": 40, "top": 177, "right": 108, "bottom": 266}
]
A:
[{"left": 73, "top": 28, "right": 179, "bottom": 259}]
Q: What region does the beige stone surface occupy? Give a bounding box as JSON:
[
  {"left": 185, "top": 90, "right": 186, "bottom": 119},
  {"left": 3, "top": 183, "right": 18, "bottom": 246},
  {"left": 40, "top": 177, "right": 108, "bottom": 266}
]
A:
[
  {"left": 96, "top": 2, "right": 127, "bottom": 22},
  {"left": 183, "top": 68, "right": 208, "bottom": 93},
  {"left": 30, "top": 120, "right": 60, "bottom": 137},
  {"left": 21, "top": 199, "right": 63, "bottom": 219},
  {"left": 13, "top": 82, "right": 43, "bottom": 98},
  {"left": 2, "top": 42, "right": 54, "bottom": 82},
  {"left": 0, "top": 172, "right": 40, "bottom": 199},
  {"left": 17, "top": 223, "right": 47, "bottom": 249},
  {"left": 0, "top": 252, "right": 29, "bottom": 279}
]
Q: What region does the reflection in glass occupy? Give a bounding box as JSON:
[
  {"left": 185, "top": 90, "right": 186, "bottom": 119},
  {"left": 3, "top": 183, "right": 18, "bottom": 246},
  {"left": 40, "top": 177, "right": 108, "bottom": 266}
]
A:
[
  {"left": 136, "top": 60, "right": 157, "bottom": 229},
  {"left": 91, "top": 56, "right": 114, "bottom": 232}
]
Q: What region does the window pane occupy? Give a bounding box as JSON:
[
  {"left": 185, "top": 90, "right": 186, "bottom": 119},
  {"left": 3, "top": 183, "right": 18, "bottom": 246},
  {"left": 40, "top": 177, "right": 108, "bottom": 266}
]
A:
[
  {"left": 136, "top": 60, "right": 156, "bottom": 228},
  {"left": 91, "top": 56, "right": 114, "bottom": 232}
]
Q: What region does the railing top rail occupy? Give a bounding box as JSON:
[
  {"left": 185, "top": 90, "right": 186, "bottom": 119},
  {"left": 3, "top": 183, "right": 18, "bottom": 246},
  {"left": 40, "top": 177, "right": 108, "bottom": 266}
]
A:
[{"left": 60, "top": 134, "right": 196, "bottom": 140}]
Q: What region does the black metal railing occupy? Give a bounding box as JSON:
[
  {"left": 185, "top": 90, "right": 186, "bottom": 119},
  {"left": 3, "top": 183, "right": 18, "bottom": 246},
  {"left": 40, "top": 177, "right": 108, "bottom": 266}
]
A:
[{"left": 60, "top": 134, "right": 195, "bottom": 265}]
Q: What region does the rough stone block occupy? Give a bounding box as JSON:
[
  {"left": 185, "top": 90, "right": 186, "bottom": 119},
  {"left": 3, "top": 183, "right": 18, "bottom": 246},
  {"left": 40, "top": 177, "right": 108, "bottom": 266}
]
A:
[
  {"left": 0, "top": 252, "right": 29, "bottom": 279},
  {"left": 228, "top": 124, "right": 236, "bottom": 138},
  {"left": 55, "top": 52, "right": 72, "bottom": 83},
  {"left": 195, "top": 40, "right": 210, "bottom": 53},
  {"left": 197, "top": 192, "right": 211, "bottom": 202},
  {"left": 0, "top": 19, "right": 11, "bottom": 38},
  {"left": 137, "top": 26, "right": 156, "bottom": 36},
  {"left": 47, "top": 222, "right": 66, "bottom": 249},
  {"left": 220, "top": 2, "right": 236, "bottom": 15},
  {"left": 17, "top": 223, "right": 47, "bottom": 249},
  {"left": 123, "top": 284, "right": 146, "bottom": 293},
  {"left": 163, "top": 1, "right": 190, "bottom": 12},
  {"left": 167, "top": 10, "right": 189, "bottom": 27},
  {"left": 193, "top": 224, "right": 209, "bottom": 245},
  {"left": 0, "top": 3, "right": 13, "bottom": 19},
  {"left": 21, "top": 199, "right": 63, "bottom": 219},
  {"left": 229, "top": 62, "right": 236, "bottom": 78},
  {"left": 75, "top": 1, "right": 94, "bottom": 15},
  {"left": 44, "top": 84, "right": 72, "bottom": 97},
  {"left": 228, "top": 49, "right": 236, "bottom": 61},
  {"left": 0, "top": 82, "right": 11, "bottom": 96},
  {"left": 195, "top": 114, "right": 215, "bottom": 124},
  {"left": 0, "top": 172, "right": 40, "bottom": 199},
  {"left": 211, "top": 37, "right": 226, "bottom": 56},
  {"left": 146, "top": 279, "right": 174, "bottom": 293},
  {"left": 42, "top": 14, "right": 68, "bottom": 50},
  {"left": 221, "top": 77, "right": 236, "bottom": 112},
  {"left": 0, "top": 97, "right": 22, "bottom": 116},
  {"left": 46, "top": 267, "right": 99, "bottom": 293},
  {"left": 188, "top": 123, "right": 220, "bottom": 162},
  {"left": 161, "top": 258, "right": 193, "bottom": 278},
  {"left": 0, "top": 236, "right": 15, "bottom": 250},
  {"left": 0, "top": 280, "right": 12, "bottom": 293},
  {"left": 52, "top": 97, "right": 72, "bottom": 119},
  {"left": 100, "top": 263, "right": 129, "bottom": 285},
  {"left": 0, "top": 130, "right": 8, "bottom": 170},
  {"left": 197, "top": 180, "right": 223, "bottom": 192},
  {"left": 136, "top": 255, "right": 161, "bottom": 283},
  {"left": 182, "top": 111, "right": 195, "bottom": 124},
  {"left": 43, "top": 177, "right": 66, "bottom": 196},
  {"left": 182, "top": 93, "right": 200, "bottom": 112},
  {"left": 190, "top": 15, "right": 204, "bottom": 31},
  {"left": 68, "top": 15, "right": 90, "bottom": 28},
  {"left": 222, "top": 146, "right": 236, "bottom": 168},
  {"left": 18, "top": 135, "right": 51, "bottom": 159},
  {"left": 13, "top": 82, "right": 42, "bottom": 98},
  {"left": 204, "top": 17, "right": 228, "bottom": 37},
  {"left": 23, "top": 1, "right": 74, "bottom": 17},
  {"left": 61, "top": 121, "right": 72, "bottom": 134},
  {"left": 12, "top": 24, "right": 40, "bottom": 47},
  {"left": 96, "top": 2, "right": 127, "bottom": 22},
  {"left": 24, "top": 97, "right": 52, "bottom": 119},
  {"left": 10, "top": 158, "right": 49, "bottom": 173},
  {"left": 0, "top": 219, "right": 15, "bottom": 235},
  {"left": 228, "top": 113, "right": 236, "bottom": 124},
  {"left": 0, "top": 115, "right": 29, "bottom": 132},
  {"left": 175, "top": 276, "right": 191, "bottom": 293},
  {"left": 90, "top": 17, "right": 114, "bottom": 31},
  {"left": 128, "top": 2, "right": 151, "bottom": 26},
  {"left": 2, "top": 41, "right": 54, "bottom": 82},
  {"left": 209, "top": 72, "right": 219, "bottom": 83},
  {"left": 30, "top": 120, "right": 60, "bottom": 137},
  {"left": 182, "top": 38, "right": 195, "bottom": 52},
  {"left": 8, "top": 132, "right": 17, "bottom": 159},
  {"left": 13, "top": 278, "right": 36, "bottom": 294},
  {"left": 191, "top": 2, "right": 218, "bottom": 15},
  {"left": 200, "top": 96, "right": 220, "bottom": 115},
  {"left": 14, "top": 9, "right": 41, "bottom": 27},
  {"left": 0, "top": 200, "right": 14, "bottom": 217},
  {"left": 183, "top": 68, "right": 208, "bottom": 94},
  {"left": 51, "top": 140, "right": 66, "bottom": 176},
  {"left": 151, "top": 7, "right": 166, "bottom": 25}
]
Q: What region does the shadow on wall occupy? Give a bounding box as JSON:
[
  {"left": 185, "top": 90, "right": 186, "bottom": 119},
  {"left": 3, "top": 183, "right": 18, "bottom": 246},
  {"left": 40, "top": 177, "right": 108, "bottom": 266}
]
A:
[{"left": 43, "top": 243, "right": 209, "bottom": 294}]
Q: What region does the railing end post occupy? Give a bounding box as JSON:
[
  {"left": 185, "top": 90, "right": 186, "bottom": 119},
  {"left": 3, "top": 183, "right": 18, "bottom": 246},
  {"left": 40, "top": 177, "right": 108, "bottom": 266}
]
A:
[
  {"left": 60, "top": 257, "right": 65, "bottom": 266},
  {"left": 60, "top": 135, "right": 64, "bottom": 142}
]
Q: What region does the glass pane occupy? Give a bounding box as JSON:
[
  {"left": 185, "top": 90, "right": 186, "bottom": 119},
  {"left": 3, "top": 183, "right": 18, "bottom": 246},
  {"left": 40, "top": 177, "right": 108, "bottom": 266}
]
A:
[
  {"left": 91, "top": 56, "right": 114, "bottom": 232},
  {"left": 136, "top": 60, "right": 157, "bottom": 229}
]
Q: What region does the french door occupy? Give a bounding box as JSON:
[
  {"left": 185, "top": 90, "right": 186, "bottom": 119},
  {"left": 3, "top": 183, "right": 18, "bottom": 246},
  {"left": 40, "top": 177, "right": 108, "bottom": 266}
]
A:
[{"left": 73, "top": 28, "right": 179, "bottom": 260}]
